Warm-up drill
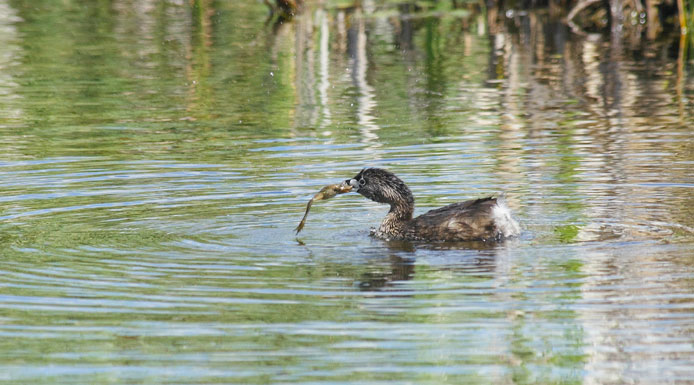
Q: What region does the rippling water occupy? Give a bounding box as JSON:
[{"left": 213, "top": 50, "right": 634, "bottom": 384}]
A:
[{"left": 1, "top": 1, "right": 694, "bottom": 384}]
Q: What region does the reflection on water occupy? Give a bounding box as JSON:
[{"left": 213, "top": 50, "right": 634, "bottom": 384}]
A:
[
  {"left": 0, "top": 1, "right": 693, "bottom": 384},
  {"left": 0, "top": 0, "right": 21, "bottom": 124}
]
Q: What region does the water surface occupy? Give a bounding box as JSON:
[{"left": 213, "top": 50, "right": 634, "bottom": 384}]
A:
[{"left": 1, "top": 1, "right": 694, "bottom": 384}]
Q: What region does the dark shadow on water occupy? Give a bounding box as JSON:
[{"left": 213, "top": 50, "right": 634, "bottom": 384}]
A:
[
  {"left": 383, "top": 238, "right": 506, "bottom": 252},
  {"left": 357, "top": 254, "right": 416, "bottom": 291},
  {"left": 355, "top": 238, "right": 505, "bottom": 292}
]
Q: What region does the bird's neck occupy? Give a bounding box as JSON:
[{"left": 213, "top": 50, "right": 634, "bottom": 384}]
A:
[
  {"left": 372, "top": 178, "right": 415, "bottom": 238},
  {"left": 382, "top": 198, "right": 414, "bottom": 228},
  {"left": 387, "top": 185, "right": 414, "bottom": 220},
  {"left": 376, "top": 202, "right": 412, "bottom": 239},
  {"left": 388, "top": 200, "right": 413, "bottom": 220}
]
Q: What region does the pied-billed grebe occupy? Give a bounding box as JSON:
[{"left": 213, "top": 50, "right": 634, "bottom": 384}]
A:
[{"left": 343, "top": 168, "right": 520, "bottom": 242}]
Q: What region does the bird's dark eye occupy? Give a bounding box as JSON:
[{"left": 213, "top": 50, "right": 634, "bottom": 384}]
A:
[{"left": 359, "top": 178, "right": 366, "bottom": 186}]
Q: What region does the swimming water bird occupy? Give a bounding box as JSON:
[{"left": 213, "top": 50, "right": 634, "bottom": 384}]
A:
[{"left": 343, "top": 168, "right": 520, "bottom": 242}]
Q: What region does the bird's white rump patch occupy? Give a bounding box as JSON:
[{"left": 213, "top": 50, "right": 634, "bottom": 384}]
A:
[{"left": 492, "top": 198, "right": 521, "bottom": 238}]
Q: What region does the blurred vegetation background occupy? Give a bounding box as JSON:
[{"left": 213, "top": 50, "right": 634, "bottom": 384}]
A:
[{"left": 268, "top": 0, "right": 694, "bottom": 57}]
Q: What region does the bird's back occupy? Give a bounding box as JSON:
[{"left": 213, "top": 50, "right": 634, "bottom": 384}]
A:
[{"left": 408, "top": 197, "right": 518, "bottom": 241}]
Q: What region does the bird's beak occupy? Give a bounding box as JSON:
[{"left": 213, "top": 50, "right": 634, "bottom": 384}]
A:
[{"left": 344, "top": 178, "right": 359, "bottom": 191}]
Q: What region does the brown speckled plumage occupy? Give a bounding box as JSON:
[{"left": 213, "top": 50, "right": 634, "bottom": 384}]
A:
[{"left": 346, "top": 168, "right": 520, "bottom": 242}]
